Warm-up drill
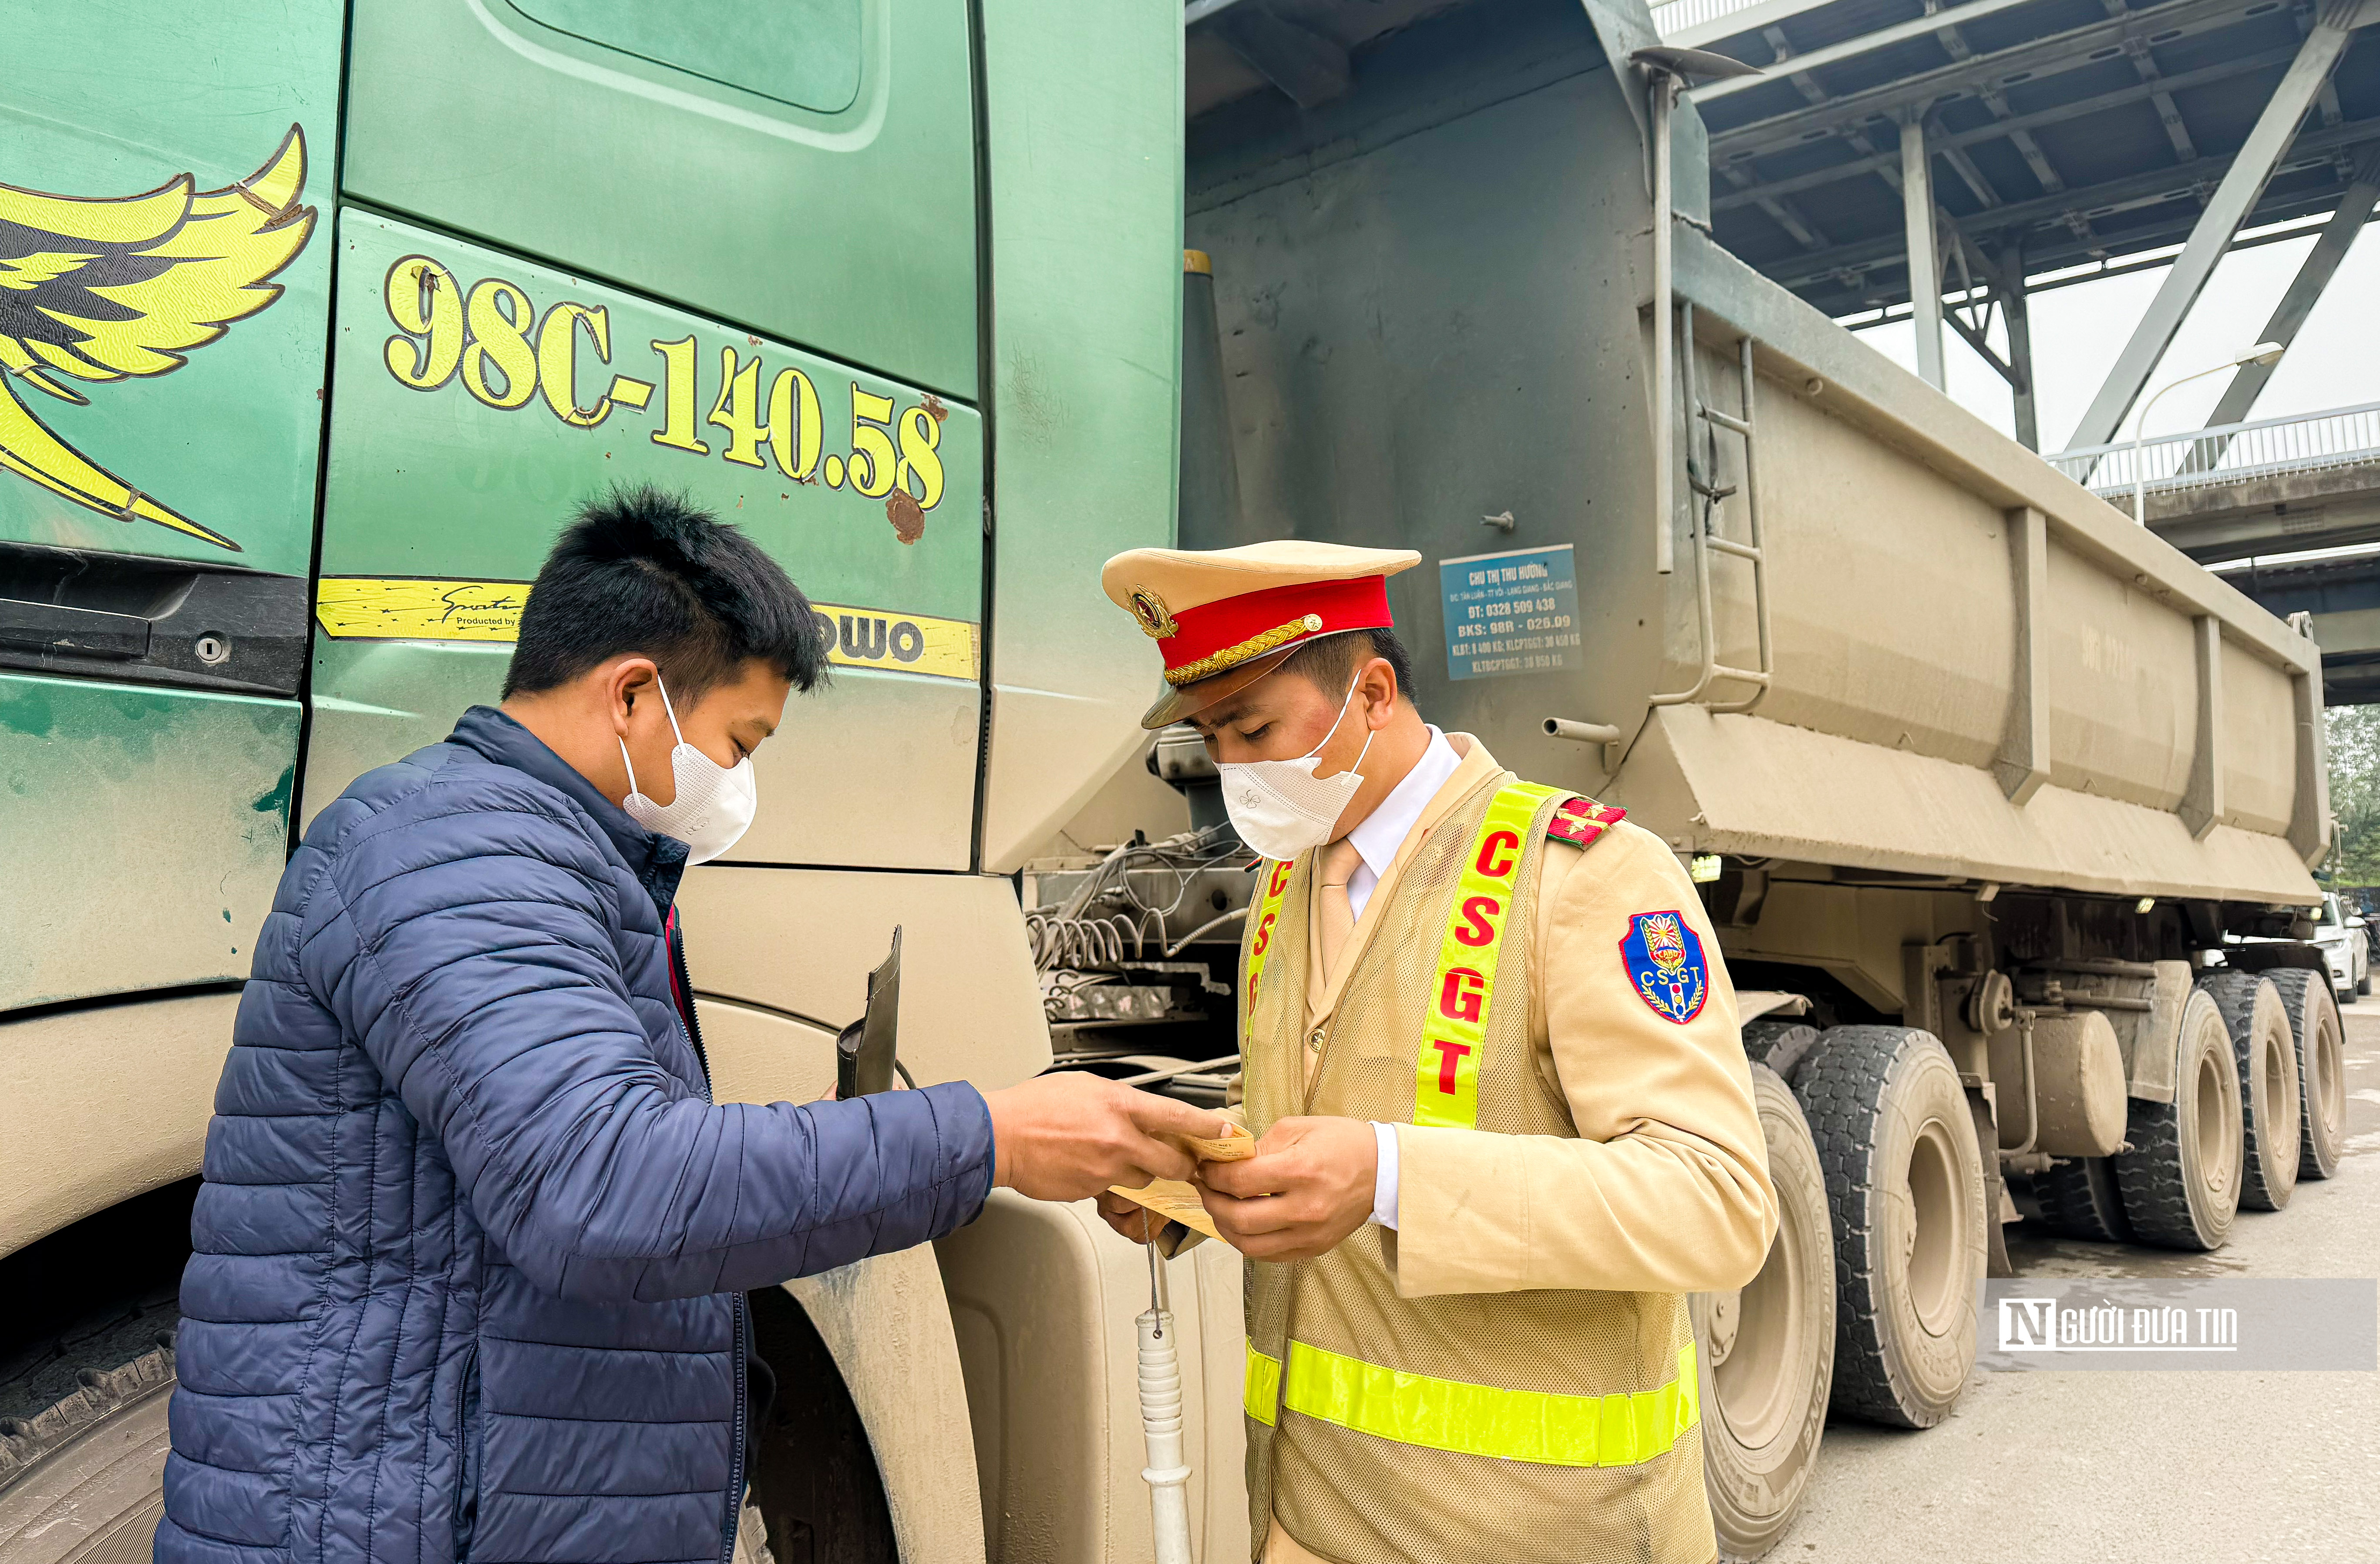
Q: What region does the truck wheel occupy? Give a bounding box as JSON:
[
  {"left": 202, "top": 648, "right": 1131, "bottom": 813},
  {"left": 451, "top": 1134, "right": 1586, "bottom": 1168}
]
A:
[
  {"left": 2262, "top": 967, "right": 2348, "bottom": 1179},
  {"left": 0, "top": 1344, "right": 175, "bottom": 1563},
  {"left": 1695, "top": 1064, "right": 1835, "bottom": 1562},
  {"left": 732, "top": 1505, "right": 778, "bottom": 1564},
  {"left": 2197, "top": 972, "right": 2300, "bottom": 1212},
  {"left": 2113, "top": 989, "right": 2241, "bottom": 1250},
  {"left": 1741, "top": 1020, "right": 1822, "bottom": 1088},
  {"left": 1797, "top": 1027, "right": 1986, "bottom": 1429},
  {"left": 2032, "top": 1156, "right": 2132, "bottom": 1243}
]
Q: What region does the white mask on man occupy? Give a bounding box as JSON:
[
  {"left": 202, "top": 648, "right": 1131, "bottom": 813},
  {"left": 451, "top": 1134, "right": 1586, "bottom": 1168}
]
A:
[
  {"left": 618, "top": 674, "right": 758, "bottom": 865},
  {"left": 1217, "top": 676, "right": 1373, "bottom": 861}
]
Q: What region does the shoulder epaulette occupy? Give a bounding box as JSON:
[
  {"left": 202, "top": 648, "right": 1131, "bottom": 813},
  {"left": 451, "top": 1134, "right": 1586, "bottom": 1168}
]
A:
[{"left": 1545, "top": 793, "right": 1626, "bottom": 849}]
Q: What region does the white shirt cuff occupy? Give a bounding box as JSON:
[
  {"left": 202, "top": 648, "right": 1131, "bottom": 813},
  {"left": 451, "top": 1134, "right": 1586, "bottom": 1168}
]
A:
[{"left": 1369, "top": 1120, "right": 1400, "bottom": 1230}]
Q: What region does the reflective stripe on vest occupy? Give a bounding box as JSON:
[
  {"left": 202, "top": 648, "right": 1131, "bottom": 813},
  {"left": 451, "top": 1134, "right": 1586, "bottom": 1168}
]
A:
[
  {"left": 1242, "top": 857, "right": 1297, "bottom": 1019},
  {"left": 1245, "top": 1338, "right": 1285, "bottom": 1428},
  {"left": 1415, "top": 781, "right": 1560, "bottom": 1128},
  {"left": 1242, "top": 1339, "right": 1701, "bottom": 1467}
]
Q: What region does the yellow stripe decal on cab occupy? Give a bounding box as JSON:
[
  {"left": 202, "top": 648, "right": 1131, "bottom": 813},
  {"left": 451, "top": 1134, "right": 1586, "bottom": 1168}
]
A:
[
  {"left": 1272, "top": 1339, "right": 1699, "bottom": 1467},
  {"left": 315, "top": 577, "right": 529, "bottom": 643},
  {"left": 312, "top": 577, "right": 980, "bottom": 680},
  {"left": 1416, "top": 781, "right": 1559, "bottom": 1129}
]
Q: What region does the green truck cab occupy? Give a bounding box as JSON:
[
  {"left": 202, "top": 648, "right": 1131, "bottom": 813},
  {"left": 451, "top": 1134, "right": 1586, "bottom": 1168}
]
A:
[{"left": 2, "top": 6, "right": 1232, "bottom": 1561}]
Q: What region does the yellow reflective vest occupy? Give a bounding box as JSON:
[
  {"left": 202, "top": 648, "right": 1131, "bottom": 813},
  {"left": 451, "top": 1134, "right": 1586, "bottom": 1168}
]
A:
[{"left": 1238, "top": 780, "right": 1718, "bottom": 1564}]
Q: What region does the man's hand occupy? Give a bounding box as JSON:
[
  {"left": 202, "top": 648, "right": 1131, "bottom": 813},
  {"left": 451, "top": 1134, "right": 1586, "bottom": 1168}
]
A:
[
  {"left": 1095, "top": 1190, "right": 1173, "bottom": 1244},
  {"left": 983, "top": 1074, "right": 1229, "bottom": 1204},
  {"left": 1195, "top": 1115, "right": 1378, "bottom": 1261}
]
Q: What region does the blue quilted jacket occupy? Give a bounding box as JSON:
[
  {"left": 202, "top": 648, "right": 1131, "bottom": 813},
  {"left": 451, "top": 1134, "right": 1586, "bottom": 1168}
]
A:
[{"left": 159, "top": 706, "right": 996, "bottom": 1564}]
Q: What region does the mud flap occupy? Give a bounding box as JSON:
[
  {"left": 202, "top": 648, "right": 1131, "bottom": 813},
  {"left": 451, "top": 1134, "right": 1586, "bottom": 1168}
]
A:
[{"left": 1963, "top": 1083, "right": 2016, "bottom": 1279}]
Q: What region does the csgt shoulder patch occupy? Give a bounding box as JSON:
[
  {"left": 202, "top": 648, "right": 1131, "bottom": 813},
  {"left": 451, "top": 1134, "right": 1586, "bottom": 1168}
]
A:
[
  {"left": 1621, "top": 910, "right": 1709, "bottom": 1024},
  {"left": 1546, "top": 794, "right": 1626, "bottom": 848}
]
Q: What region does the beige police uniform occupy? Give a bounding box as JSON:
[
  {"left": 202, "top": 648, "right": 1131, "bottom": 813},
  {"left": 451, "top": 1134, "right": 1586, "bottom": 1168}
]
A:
[
  {"left": 1097, "top": 543, "right": 1777, "bottom": 1564},
  {"left": 1246, "top": 736, "right": 1776, "bottom": 1564}
]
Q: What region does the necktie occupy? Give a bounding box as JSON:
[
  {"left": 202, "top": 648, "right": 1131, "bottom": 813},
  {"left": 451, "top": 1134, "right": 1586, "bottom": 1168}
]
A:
[{"left": 1317, "top": 837, "right": 1364, "bottom": 990}]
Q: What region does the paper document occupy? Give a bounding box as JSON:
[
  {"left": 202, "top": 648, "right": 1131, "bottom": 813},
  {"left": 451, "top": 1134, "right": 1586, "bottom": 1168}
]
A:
[
  {"left": 1168, "top": 1120, "right": 1255, "bottom": 1163},
  {"left": 1109, "top": 1121, "right": 1254, "bottom": 1256},
  {"left": 1110, "top": 1178, "right": 1220, "bottom": 1247}
]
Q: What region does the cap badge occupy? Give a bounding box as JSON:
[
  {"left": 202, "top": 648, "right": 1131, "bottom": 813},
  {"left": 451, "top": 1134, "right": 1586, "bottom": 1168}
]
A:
[{"left": 1128, "top": 585, "right": 1180, "bottom": 640}]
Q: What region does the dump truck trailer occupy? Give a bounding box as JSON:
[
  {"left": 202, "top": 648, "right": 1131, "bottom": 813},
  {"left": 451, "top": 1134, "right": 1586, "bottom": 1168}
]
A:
[
  {"left": 1027, "top": 0, "right": 2346, "bottom": 1556},
  {"left": 0, "top": 2, "right": 2347, "bottom": 1562}
]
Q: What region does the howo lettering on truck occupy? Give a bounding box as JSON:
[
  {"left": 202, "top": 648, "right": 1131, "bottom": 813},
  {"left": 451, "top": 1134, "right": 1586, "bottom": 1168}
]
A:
[{"left": 0, "top": 2, "right": 2348, "bottom": 1563}]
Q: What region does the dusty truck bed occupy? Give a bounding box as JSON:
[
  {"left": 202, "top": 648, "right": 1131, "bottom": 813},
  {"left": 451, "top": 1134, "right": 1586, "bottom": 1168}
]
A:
[
  {"left": 1182, "top": 0, "right": 2323, "bottom": 909},
  {"left": 1616, "top": 225, "right": 2326, "bottom": 907}
]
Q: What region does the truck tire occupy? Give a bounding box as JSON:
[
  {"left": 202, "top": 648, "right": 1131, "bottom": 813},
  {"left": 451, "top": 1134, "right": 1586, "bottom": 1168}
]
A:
[
  {"left": 2197, "top": 972, "right": 2300, "bottom": 1212},
  {"left": 1741, "top": 1020, "right": 1822, "bottom": 1089},
  {"left": 1695, "top": 1063, "right": 1835, "bottom": 1563},
  {"left": 1797, "top": 1026, "right": 1985, "bottom": 1429},
  {"left": 2032, "top": 1156, "right": 2132, "bottom": 1243},
  {"left": 732, "top": 1505, "right": 777, "bottom": 1564},
  {"left": 2262, "top": 967, "right": 2348, "bottom": 1179},
  {"left": 0, "top": 1343, "right": 175, "bottom": 1563},
  {"left": 2113, "top": 989, "right": 2241, "bottom": 1250}
]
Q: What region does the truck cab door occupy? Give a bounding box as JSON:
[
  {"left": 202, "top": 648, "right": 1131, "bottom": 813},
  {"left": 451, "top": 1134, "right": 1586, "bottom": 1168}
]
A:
[
  {"left": 307, "top": 0, "right": 983, "bottom": 870},
  {"left": 0, "top": 11, "right": 339, "bottom": 1010}
]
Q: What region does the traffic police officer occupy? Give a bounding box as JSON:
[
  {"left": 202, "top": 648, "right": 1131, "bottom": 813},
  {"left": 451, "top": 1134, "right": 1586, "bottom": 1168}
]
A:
[{"left": 1094, "top": 540, "right": 1778, "bottom": 1564}]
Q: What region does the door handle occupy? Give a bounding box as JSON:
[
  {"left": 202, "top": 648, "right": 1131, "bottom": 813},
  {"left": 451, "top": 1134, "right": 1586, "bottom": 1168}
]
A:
[
  {"left": 0, "top": 540, "right": 304, "bottom": 696},
  {"left": 0, "top": 596, "right": 152, "bottom": 659}
]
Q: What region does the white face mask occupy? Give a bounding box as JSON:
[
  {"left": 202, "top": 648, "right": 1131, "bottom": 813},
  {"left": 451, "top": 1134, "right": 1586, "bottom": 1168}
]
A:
[
  {"left": 1217, "top": 677, "right": 1374, "bottom": 861},
  {"left": 618, "top": 674, "right": 758, "bottom": 866}
]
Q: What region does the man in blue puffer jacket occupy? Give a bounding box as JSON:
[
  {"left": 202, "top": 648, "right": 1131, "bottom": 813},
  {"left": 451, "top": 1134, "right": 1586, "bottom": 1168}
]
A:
[{"left": 158, "top": 487, "right": 1222, "bottom": 1564}]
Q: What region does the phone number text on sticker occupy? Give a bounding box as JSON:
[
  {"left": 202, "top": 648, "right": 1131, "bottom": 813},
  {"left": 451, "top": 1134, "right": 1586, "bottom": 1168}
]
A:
[{"left": 1438, "top": 545, "right": 1582, "bottom": 681}]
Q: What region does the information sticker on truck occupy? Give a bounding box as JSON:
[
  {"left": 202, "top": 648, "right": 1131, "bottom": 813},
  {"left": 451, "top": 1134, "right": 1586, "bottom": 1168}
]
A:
[
  {"left": 313, "top": 576, "right": 979, "bottom": 680},
  {"left": 1437, "top": 545, "right": 1581, "bottom": 681}
]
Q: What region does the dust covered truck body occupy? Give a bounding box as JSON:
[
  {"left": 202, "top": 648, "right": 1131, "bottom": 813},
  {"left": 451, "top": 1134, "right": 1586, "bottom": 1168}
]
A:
[{"left": 1028, "top": 0, "right": 2342, "bottom": 1555}]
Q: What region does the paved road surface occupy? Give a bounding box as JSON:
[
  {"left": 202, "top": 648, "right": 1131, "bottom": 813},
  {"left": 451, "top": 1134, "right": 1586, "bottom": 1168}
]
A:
[{"left": 1780, "top": 996, "right": 2380, "bottom": 1563}]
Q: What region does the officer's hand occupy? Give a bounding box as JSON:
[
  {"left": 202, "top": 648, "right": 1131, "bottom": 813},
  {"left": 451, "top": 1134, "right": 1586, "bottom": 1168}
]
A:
[
  {"left": 1194, "top": 1115, "right": 1377, "bottom": 1262},
  {"left": 984, "top": 1074, "right": 1228, "bottom": 1204}
]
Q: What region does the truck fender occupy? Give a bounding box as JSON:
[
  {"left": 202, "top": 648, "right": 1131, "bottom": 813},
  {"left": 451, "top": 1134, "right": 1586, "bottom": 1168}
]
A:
[
  {"left": 2116, "top": 960, "right": 2196, "bottom": 1105},
  {"left": 683, "top": 995, "right": 990, "bottom": 1561},
  {"left": 0, "top": 990, "right": 234, "bottom": 1260},
  {"left": 783, "top": 1250, "right": 988, "bottom": 1564}
]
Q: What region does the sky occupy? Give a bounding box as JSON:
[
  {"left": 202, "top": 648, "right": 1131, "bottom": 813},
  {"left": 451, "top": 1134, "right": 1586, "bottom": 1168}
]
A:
[{"left": 1849, "top": 218, "right": 2380, "bottom": 454}]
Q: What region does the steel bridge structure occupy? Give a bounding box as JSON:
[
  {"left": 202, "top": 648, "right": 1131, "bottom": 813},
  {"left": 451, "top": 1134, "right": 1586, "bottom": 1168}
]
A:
[
  {"left": 2047, "top": 400, "right": 2380, "bottom": 697},
  {"left": 1665, "top": 0, "right": 2380, "bottom": 453}
]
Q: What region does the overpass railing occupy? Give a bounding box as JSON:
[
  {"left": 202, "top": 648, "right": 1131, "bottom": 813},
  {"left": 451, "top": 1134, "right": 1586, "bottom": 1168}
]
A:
[
  {"left": 2050, "top": 401, "right": 2380, "bottom": 498},
  {"left": 1650, "top": 0, "right": 1773, "bottom": 36}
]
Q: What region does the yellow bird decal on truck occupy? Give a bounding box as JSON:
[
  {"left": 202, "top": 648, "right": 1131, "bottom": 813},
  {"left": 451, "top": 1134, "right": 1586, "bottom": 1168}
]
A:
[{"left": 0, "top": 124, "right": 316, "bottom": 552}]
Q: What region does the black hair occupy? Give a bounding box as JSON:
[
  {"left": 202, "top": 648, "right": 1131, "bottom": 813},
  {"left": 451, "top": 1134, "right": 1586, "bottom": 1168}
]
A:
[
  {"left": 1278, "top": 627, "right": 1419, "bottom": 707},
  {"left": 502, "top": 484, "right": 830, "bottom": 701}
]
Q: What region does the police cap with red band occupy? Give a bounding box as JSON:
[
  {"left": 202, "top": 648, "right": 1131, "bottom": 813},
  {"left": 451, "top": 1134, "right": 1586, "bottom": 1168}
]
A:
[{"left": 1100, "top": 541, "right": 1421, "bottom": 728}]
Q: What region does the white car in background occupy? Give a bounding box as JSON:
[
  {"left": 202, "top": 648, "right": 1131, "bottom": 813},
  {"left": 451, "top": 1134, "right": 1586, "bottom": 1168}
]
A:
[
  {"left": 2314, "top": 893, "right": 2370, "bottom": 1006},
  {"left": 2225, "top": 891, "right": 2368, "bottom": 1006}
]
